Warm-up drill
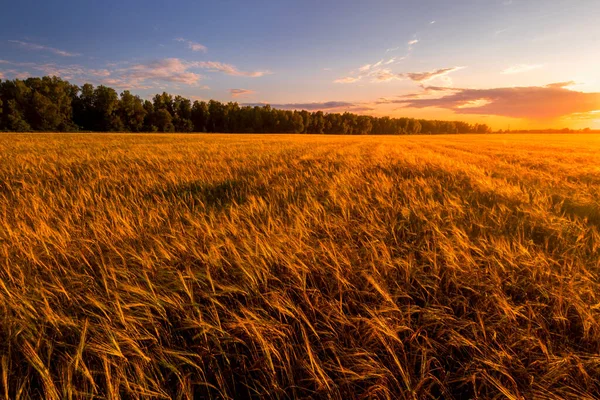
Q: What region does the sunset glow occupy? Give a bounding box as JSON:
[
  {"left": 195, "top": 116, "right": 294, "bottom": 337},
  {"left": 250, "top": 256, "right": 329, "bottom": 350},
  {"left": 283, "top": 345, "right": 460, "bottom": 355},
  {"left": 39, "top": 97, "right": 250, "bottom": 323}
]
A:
[{"left": 1, "top": 0, "right": 599, "bottom": 130}]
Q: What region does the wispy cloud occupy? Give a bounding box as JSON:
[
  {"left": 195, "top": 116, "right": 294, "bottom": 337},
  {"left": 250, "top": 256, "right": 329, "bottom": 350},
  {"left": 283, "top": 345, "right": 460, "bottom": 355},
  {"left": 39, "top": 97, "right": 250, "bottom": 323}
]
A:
[
  {"left": 119, "top": 58, "right": 203, "bottom": 86},
  {"left": 546, "top": 81, "right": 576, "bottom": 89},
  {"left": 378, "top": 82, "right": 600, "bottom": 119},
  {"left": 358, "top": 64, "right": 372, "bottom": 72},
  {"left": 335, "top": 65, "right": 463, "bottom": 85},
  {"left": 175, "top": 38, "right": 208, "bottom": 53},
  {"left": 0, "top": 69, "right": 31, "bottom": 80},
  {"left": 192, "top": 61, "right": 271, "bottom": 77},
  {"left": 337, "top": 33, "right": 422, "bottom": 84},
  {"left": 495, "top": 27, "right": 510, "bottom": 36},
  {"left": 112, "top": 59, "right": 269, "bottom": 88},
  {"left": 334, "top": 76, "right": 361, "bottom": 84},
  {"left": 0, "top": 57, "right": 270, "bottom": 89},
  {"left": 403, "top": 67, "right": 465, "bottom": 82},
  {"left": 230, "top": 88, "right": 255, "bottom": 97},
  {"left": 502, "top": 64, "right": 543, "bottom": 74},
  {"left": 565, "top": 110, "right": 600, "bottom": 121},
  {"left": 372, "top": 69, "right": 402, "bottom": 82},
  {"left": 0, "top": 60, "right": 113, "bottom": 82},
  {"left": 8, "top": 40, "right": 80, "bottom": 57}
]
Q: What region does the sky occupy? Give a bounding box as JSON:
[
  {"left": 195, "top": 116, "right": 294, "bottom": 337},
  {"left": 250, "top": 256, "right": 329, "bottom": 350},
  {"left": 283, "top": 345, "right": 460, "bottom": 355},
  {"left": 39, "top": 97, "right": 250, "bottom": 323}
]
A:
[{"left": 1, "top": 0, "right": 599, "bottom": 130}]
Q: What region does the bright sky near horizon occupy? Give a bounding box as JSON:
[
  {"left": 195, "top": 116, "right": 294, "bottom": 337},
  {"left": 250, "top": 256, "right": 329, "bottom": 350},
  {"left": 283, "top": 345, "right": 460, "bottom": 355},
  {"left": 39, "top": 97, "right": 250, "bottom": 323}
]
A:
[{"left": 1, "top": 0, "right": 599, "bottom": 129}]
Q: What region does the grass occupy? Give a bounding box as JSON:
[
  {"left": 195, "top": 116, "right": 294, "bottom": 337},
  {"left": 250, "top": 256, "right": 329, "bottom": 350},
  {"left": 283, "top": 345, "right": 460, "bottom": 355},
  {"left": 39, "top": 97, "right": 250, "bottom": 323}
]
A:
[{"left": 1, "top": 133, "right": 600, "bottom": 399}]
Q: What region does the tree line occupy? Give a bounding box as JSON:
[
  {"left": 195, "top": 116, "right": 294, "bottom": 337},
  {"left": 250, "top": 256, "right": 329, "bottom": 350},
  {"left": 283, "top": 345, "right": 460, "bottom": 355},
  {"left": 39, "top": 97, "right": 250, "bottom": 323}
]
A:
[{"left": 0, "top": 76, "right": 493, "bottom": 134}]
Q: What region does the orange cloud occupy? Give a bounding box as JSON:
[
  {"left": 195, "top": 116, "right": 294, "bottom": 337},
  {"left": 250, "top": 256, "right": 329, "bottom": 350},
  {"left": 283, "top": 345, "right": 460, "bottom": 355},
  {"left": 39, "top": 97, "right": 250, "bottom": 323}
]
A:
[
  {"left": 334, "top": 76, "right": 361, "bottom": 84},
  {"left": 122, "top": 58, "right": 203, "bottom": 86},
  {"left": 335, "top": 66, "right": 464, "bottom": 84},
  {"left": 381, "top": 83, "right": 600, "bottom": 120},
  {"left": 230, "top": 89, "right": 255, "bottom": 97},
  {"left": 402, "top": 67, "right": 465, "bottom": 82}
]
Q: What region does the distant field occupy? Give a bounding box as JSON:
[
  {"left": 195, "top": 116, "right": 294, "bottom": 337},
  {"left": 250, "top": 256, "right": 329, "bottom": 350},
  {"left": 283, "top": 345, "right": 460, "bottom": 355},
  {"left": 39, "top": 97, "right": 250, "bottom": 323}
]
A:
[{"left": 1, "top": 133, "right": 600, "bottom": 399}]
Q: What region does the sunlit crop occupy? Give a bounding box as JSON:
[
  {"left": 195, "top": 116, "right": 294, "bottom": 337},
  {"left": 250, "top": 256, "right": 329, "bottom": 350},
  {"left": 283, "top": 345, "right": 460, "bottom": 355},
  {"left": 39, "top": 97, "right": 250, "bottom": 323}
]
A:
[{"left": 1, "top": 133, "right": 599, "bottom": 399}]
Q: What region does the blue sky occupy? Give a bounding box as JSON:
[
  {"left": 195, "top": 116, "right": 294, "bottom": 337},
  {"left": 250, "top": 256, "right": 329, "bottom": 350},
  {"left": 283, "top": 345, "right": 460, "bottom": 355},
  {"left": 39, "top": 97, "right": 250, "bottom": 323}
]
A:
[{"left": 1, "top": 0, "right": 599, "bottom": 128}]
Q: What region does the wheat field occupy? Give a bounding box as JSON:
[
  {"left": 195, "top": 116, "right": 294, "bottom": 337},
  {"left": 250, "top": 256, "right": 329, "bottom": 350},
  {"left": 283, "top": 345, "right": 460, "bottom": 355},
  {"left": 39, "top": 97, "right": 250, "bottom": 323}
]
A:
[{"left": 1, "top": 133, "right": 600, "bottom": 399}]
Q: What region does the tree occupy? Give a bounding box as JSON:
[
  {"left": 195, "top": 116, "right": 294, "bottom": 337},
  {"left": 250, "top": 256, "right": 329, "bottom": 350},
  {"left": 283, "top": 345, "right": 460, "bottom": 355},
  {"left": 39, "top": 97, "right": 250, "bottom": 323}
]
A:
[
  {"left": 356, "top": 116, "right": 372, "bottom": 135},
  {"left": 0, "top": 75, "right": 496, "bottom": 134},
  {"left": 6, "top": 99, "right": 31, "bottom": 131},
  {"left": 191, "top": 101, "right": 209, "bottom": 132},
  {"left": 173, "top": 96, "right": 193, "bottom": 132},
  {"left": 92, "top": 85, "right": 121, "bottom": 131},
  {"left": 155, "top": 109, "right": 174, "bottom": 132},
  {"left": 291, "top": 111, "right": 304, "bottom": 133},
  {"left": 311, "top": 111, "right": 325, "bottom": 134},
  {"left": 119, "top": 91, "right": 147, "bottom": 132}
]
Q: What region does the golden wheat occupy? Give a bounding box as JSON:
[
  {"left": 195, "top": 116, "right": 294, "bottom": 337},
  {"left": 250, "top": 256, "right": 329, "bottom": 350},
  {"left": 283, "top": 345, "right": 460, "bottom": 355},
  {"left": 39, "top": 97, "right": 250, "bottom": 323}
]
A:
[{"left": 1, "top": 133, "right": 599, "bottom": 399}]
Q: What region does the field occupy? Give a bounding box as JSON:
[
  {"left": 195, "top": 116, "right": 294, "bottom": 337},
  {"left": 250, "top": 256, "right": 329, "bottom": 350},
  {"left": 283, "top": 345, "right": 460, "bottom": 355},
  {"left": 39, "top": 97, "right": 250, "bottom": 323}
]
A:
[{"left": 1, "top": 133, "right": 600, "bottom": 399}]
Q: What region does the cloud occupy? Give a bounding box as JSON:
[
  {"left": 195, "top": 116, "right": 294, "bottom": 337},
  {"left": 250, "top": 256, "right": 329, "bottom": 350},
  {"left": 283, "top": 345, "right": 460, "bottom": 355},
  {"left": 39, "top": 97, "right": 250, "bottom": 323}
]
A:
[
  {"left": 111, "top": 59, "right": 268, "bottom": 88},
  {"left": 402, "top": 67, "right": 465, "bottom": 82},
  {"left": 1, "top": 69, "right": 31, "bottom": 80},
  {"left": 230, "top": 88, "right": 255, "bottom": 97},
  {"left": 242, "top": 101, "right": 373, "bottom": 113},
  {"left": 191, "top": 61, "right": 270, "bottom": 77},
  {"left": 120, "top": 58, "right": 203, "bottom": 86},
  {"left": 0, "top": 57, "right": 269, "bottom": 90},
  {"left": 8, "top": 40, "right": 79, "bottom": 57},
  {"left": 372, "top": 69, "right": 401, "bottom": 82},
  {"left": 380, "top": 83, "right": 600, "bottom": 119},
  {"left": 565, "top": 110, "right": 600, "bottom": 121},
  {"left": 545, "top": 81, "right": 576, "bottom": 88},
  {"left": 0, "top": 60, "right": 114, "bottom": 83},
  {"left": 37, "top": 64, "right": 111, "bottom": 80},
  {"left": 430, "top": 20, "right": 436, "bottom": 24},
  {"left": 358, "top": 64, "right": 372, "bottom": 72},
  {"left": 0, "top": 72, "right": 3, "bottom": 79},
  {"left": 495, "top": 28, "right": 510, "bottom": 36},
  {"left": 502, "top": 64, "right": 543, "bottom": 74},
  {"left": 175, "top": 38, "right": 208, "bottom": 53},
  {"left": 407, "top": 39, "right": 419, "bottom": 50},
  {"left": 336, "top": 32, "right": 420, "bottom": 84},
  {"left": 335, "top": 65, "right": 463, "bottom": 85},
  {"left": 334, "top": 76, "right": 361, "bottom": 84}
]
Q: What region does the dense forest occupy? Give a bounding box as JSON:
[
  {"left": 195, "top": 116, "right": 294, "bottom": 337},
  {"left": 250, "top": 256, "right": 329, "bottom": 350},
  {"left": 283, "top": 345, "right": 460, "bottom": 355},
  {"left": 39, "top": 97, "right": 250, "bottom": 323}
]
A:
[{"left": 0, "top": 76, "right": 493, "bottom": 134}]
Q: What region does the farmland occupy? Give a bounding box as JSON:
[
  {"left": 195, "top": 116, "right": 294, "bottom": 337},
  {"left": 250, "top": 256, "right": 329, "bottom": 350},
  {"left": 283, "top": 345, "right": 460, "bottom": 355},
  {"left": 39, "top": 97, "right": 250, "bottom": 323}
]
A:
[{"left": 1, "top": 133, "right": 600, "bottom": 399}]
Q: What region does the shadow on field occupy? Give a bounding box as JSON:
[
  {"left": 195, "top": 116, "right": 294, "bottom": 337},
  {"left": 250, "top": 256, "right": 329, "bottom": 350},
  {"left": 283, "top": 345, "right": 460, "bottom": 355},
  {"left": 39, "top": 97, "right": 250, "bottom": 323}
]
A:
[
  {"left": 150, "top": 179, "right": 248, "bottom": 209},
  {"left": 553, "top": 196, "right": 600, "bottom": 228}
]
